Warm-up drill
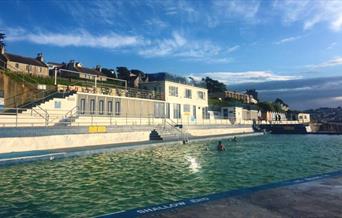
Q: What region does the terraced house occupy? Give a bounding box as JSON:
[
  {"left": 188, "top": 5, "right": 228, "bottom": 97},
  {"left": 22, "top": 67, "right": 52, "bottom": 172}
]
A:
[{"left": 0, "top": 44, "right": 48, "bottom": 77}]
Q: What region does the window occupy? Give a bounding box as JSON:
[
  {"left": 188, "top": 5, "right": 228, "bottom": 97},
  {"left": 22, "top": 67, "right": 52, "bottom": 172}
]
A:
[
  {"left": 80, "top": 99, "right": 86, "bottom": 114},
  {"left": 15, "top": 63, "right": 19, "bottom": 68},
  {"left": 39, "top": 67, "right": 42, "bottom": 73},
  {"left": 154, "top": 102, "right": 165, "bottom": 118},
  {"left": 198, "top": 91, "right": 205, "bottom": 100},
  {"left": 173, "top": 103, "right": 181, "bottom": 119},
  {"left": 183, "top": 104, "right": 190, "bottom": 112},
  {"left": 185, "top": 89, "right": 192, "bottom": 99},
  {"left": 99, "top": 100, "right": 104, "bottom": 115},
  {"left": 166, "top": 103, "right": 170, "bottom": 119},
  {"left": 115, "top": 101, "right": 121, "bottom": 115},
  {"left": 193, "top": 105, "right": 197, "bottom": 119},
  {"left": 26, "top": 65, "right": 29, "bottom": 71},
  {"left": 107, "top": 101, "right": 113, "bottom": 115},
  {"left": 202, "top": 107, "right": 209, "bottom": 119},
  {"left": 169, "top": 86, "right": 178, "bottom": 97},
  {"left": 90, "top": 99, "right": 95, "bottom": 114}
]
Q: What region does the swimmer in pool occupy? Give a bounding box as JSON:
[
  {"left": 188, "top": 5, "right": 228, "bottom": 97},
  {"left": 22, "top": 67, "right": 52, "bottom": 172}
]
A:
[{"left": 217, "top": 141, "right": 225, "bottom": 151}]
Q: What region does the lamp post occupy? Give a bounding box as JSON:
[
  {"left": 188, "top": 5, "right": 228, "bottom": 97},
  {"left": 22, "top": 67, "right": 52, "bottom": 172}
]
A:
[{"left": 54, "top": 68, "right": 57, "bottom": 85}]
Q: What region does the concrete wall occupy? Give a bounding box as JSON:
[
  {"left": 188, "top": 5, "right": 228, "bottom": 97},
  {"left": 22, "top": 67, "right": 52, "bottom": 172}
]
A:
[
  {"left": 1, "top": 73, "right": 41, "bottom": 107},
  {"left": 0, "top": 125, "right": 254, "bottom": 154},
  {"left": 0, "top": 131, "right": 150, "bottom": 154},
  {"left": 188, "top": 127, "right": 254, "bottom": 137},
  {"left": 76, "top": 92, "right": 164, "bottom": 118}
]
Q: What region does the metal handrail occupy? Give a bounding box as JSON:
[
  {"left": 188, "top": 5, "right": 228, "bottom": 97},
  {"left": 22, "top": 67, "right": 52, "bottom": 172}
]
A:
[{"left": 31, "top": 105, "right": 49, "bottom": 126}]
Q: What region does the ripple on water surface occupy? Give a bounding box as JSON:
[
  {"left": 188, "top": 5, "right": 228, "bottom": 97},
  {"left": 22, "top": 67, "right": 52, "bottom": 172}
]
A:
[{"left": 0, "top": 134, "right": 342, "bottom": 217}]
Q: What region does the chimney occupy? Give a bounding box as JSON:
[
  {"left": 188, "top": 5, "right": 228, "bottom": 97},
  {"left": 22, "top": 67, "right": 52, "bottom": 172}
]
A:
[
  {"left": 0, "top": 44, "right": 4, "bottom": 55},
  {"left": 36, "top": 52, "right": 44, "bottom": 62},
  {"left": 95, "top": 65, "right": 102, "bottom": 72},
  {"left": 76, "top": 62, "right": 82, "bottom": 67},
  {"left": 69, "top": 60, "right": 76, "bottom": 68}
]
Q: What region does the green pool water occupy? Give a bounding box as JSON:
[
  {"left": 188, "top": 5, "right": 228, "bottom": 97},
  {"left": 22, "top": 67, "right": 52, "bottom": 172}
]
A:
[{"left": 1, "top": 134, "right": 342, "bottom": 217}]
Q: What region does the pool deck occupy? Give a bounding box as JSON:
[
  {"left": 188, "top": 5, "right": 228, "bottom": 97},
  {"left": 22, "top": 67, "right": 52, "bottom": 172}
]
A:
[
  {"left": 143, "top": 173, "right": 342, "bottom": 218},
  {"left": 99, "top": 170, "right": 342, "bottom": 218}
]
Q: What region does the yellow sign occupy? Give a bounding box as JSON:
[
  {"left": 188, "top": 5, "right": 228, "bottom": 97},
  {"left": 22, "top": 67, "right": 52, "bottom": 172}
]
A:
[{"left": 88, "top": 126, "right": 107, "bottom": 133}]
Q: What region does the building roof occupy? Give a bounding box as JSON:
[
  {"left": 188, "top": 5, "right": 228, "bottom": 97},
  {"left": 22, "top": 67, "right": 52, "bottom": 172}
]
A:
[
  {"left": 47, "top": 62, "right": 64, "bottom": 67},
  {"left": 74, "top": 66, "right": 105, "bottom": 77},
  {"left": 2, "top": 53, "right": 47, "bottom": 67},
  {"left": 147, "top": 72, "right": 206, "bottom": 88}
]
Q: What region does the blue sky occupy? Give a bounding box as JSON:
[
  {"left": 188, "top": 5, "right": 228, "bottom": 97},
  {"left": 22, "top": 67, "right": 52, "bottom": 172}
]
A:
[{"left": 1, "top": 0, "right": 342, "bottom": 109}]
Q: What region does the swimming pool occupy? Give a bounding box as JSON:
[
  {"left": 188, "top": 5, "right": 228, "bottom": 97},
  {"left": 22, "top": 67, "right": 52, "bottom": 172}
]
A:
[{"left": 1, "top": 134, "right": 342, "bottom": 217}]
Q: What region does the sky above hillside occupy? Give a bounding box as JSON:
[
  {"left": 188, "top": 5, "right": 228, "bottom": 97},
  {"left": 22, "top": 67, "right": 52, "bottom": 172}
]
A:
[{"left": 0, "top": 0, "right": 342, "bottom": 109}]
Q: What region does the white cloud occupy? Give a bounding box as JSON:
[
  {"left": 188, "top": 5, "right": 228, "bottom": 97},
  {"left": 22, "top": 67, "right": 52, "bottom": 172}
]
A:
[
  {"left": 138, "top": 31, "right": 224, "bottom": 62},
  {"left": 204, "top": 58, "right": 233, "bottom": 64},
  {"left": 332, "top": 96, "right": 342, "bottom": 101},
  {"left": 7, "top": 30, "right": 141, "bottom": 49},
  {"left": 3, "top": 24, "right": 230, "bottom": 63},
  {"left": 327, "top": 42, "right": 337, "bottom": 50},
  {"left": 308, "top": 57, "right": 342, "bottom": 68},
  {"left": 213, "top": 0, "right": 260, "bottom": 21},
  {"left": 144, "top": 18, "right": 168, "bottom": 28},
  {"left": 191, "top": 71, "right": 300, "bottom": 84},
  {"left": 227, "top": 45, "right": 240, "bottom": 53},
  {"left": 258, "top": 87, "right": 312, "bottom": 93},
  {"left": 274, "top": 0, "right": 342, "bottom": 31},
  {"left": 274, "top": 35, "right": 303, "bottom": 45}
]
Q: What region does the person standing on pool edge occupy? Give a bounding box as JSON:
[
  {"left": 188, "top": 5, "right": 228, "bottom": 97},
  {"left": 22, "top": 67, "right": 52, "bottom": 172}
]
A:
[{"left": 217, "top": 141, "right": 225, "bottom": 151}]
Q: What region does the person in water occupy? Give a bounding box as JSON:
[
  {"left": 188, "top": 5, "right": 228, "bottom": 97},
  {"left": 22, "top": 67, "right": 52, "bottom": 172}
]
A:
[
  {"left": 217, "top": 141, "right": 225, "bottom": 151},
  {"left": 232, "top": 136, "right": 238, "bottom": 142}
]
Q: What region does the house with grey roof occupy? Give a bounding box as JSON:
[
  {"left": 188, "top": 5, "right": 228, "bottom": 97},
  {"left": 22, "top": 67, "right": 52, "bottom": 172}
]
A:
[
  {"left": 0, "top": 44, "right": 49, "bottom": 77},
  {"left": 49, "top": 60, "right": 107, "bottom": 81}
]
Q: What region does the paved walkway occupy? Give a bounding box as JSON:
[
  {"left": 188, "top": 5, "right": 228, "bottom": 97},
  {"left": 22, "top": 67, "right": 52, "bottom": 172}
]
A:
[
  {"left": 142, "top": 174, "right": 342, "bottom": 218},
  {"left": 98, "top": 171, "right": 342, "bottom": 218}
]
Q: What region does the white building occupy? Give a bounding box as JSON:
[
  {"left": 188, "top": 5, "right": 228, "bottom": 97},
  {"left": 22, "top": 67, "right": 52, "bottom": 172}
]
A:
[
  {"left": 298, "top": 113, "right": 310, "bottom": 123},
  {"left": 141, "top": 80, "right": 208, "bottom": 122},
  {"left": 221, "top": 106, "right": 258, "bottom": 124}
]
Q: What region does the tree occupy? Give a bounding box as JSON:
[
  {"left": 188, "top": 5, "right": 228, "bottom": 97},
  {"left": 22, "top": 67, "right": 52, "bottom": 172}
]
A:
[
  {"left": 274, "top": 98, "right": 288, "bottom": 107},
  {"left": 130, "top": 69, "right": 146, "bottom": 79},
  {"left": 116, "top": 67, "right": 130, "bottom": 81},
  {"left": 257, "top": 101, "right": 275, "bottom": 112},
  {"left": 246, "top": 89, "right": 258, "bottom": 101},
  {"left": 101, "top": 68, "right": 117, "bottom": 78},
  {"left": 202, "top": 76, "right": 227, "bottom": 93}
]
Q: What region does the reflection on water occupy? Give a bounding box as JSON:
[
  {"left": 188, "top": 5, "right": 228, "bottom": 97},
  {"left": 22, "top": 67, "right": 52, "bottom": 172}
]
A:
[
  {"left": 185, "top": 155, "right": 201, "bottom": 173},
  {"left": 0, "top": 134, "right": 342, "bottom": 217}
]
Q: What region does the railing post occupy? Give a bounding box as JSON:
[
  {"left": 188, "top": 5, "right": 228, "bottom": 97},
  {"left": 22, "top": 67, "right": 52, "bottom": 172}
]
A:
[
  {"left": 45, "top": 113, "right": 49, "bottom": 127},
  {"left": 16, "top": 108, "right": 18, "bottom": 127}
]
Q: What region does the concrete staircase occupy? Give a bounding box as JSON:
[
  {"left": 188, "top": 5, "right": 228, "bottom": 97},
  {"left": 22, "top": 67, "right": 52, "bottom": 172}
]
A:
[
  {"left": 0, "top": 92, "right": 78, "bottom": 127},
  {"left": 150, "top": 120, "right": 190, "bottom": 141}
]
